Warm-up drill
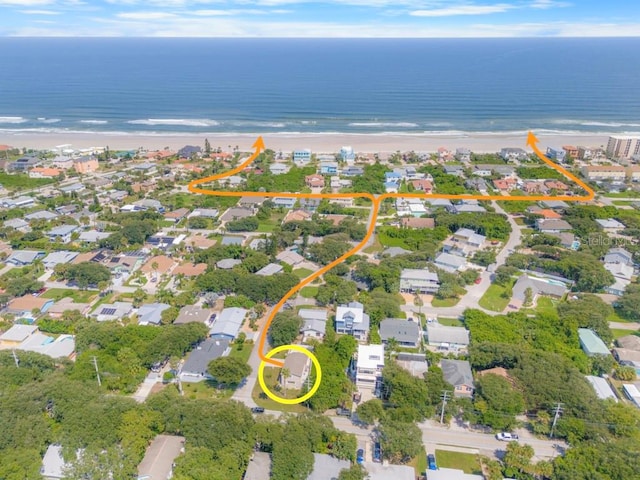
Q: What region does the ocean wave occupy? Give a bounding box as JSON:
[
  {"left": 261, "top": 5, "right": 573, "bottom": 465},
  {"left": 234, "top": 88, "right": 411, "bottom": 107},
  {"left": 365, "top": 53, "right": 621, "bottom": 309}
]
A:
[
  {"left": 127, "top": 118, "right": 220, "bottom": 127},
  {"left": 551, "top": 119, "right": 640, "bottom": 128},
  {"left": 348, "top": 122, "right": 420, "bottom": 128},
  {"left": 225, "top": 121, "right": 288, "bottom": 128},
  {"left": 37, "top": 118, "right": 61, "bottom": 124},
  {"left": 80, "top": 120, "right": 109, "bottom": 125},
  {"left": 0, "top": 116, "right": 28, "bottom": 124}
]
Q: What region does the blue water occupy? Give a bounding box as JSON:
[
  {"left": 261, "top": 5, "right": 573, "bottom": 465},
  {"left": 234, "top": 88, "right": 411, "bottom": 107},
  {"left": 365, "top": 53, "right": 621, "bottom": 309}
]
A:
[{"left": 0, "top": 38, "right": 639, "bottom": 137}]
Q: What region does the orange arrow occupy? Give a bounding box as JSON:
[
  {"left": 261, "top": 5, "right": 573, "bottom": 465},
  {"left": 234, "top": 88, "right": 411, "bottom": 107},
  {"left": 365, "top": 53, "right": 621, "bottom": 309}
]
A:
[{"left": 252, "top": 135, "right": 265, "bottom": 153}]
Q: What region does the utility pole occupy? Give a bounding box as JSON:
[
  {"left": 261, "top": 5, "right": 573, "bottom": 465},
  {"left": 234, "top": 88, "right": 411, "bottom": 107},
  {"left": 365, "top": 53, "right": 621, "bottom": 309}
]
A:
[
  {"left": 440, "top": 391, "right": 451, "bottom": 424},
  {"left": 91, "top": 356, "right": 102, "bottom": 388},
  {"left": 549, "top": 403, "right": 563, "bottom": 439},
  {"left": 11, "top": 350, "right": 19, "bottom": 368}
]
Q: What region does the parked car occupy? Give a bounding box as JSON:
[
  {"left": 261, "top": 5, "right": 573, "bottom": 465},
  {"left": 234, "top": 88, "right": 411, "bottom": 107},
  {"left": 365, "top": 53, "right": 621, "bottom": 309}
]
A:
[
  {"left": 427, "top": 453, "right": 437, "bottom": 470},
  {"left": 373, "top": 442, "right": 382, "bottom": 463},
  {"left": 474, "top": 277, "right": 482, "bottom": 284},
  {"left": 356, "top": 448, "right": 364, "bottom": 465},
  {"left": 336, "top": 407, "right": 351, "bottom": 417},
  {"left": 496, "top": 432, "right": 519, "bottom": 441},
  {"left": 251, "top": 407, "right": 265, "bottom": 414}
]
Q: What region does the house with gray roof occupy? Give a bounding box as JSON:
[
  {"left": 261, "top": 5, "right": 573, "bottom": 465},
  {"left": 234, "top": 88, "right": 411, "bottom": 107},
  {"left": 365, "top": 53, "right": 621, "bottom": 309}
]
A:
[
  {"left": 307, "top": 454, "right": 350, "bottom": 480},
  {"left": 536, "top": 218, "right": 573, "bottom": 233},
  {"left": 396, "top": 352, "right": 429, "bottom": 378},
  {"left": 276, "top": 249, "right": 305, "bottom": 266},
  {"left": 180, "top": 338, "right": 230, "bottom": 382},
  {"left": 220, "top": 235, "right": 244, "bottom": 246},
  {"left": 578, "top": 328, "right": 611, "bottom": 357},
  {"left": 42, "top": 251, "right": 78, "bottom": 269},
  {"left": 426, "top": 324, "right": 470, "bottom": 352},
  {"left": 441, "top": 359, "right": 474, "bottom": 398},
  {"left": 91, "top": 301, "right": 133, "bottom": 322},
  {"left": 511, "top": 274, "right": 568, "bottom": 307},
  {"left": 220, "top": 207, "right": 255, "bottom": 222},
  {"left": 379, "top": 318, "right": 421, "bottom": 348},
  {"left": 244, "top": 452, "right": 271, "bottom": 480},
  {"left": 137, "top": 435, "right": 185, "bottom": 480},
  {"left": 216, "top": 258, "right": 242, "bottom": 269},
  {"left": 78, "top": 230, "right": 111, "bottom": 243},
  {"left": 40, "top": 444, "right": 69, "bottom": 480},
  {"left": 3, "top": 218, "right": 30, "bottom": 232},
  {"left": 137, "top": 303, "right": 171, "bottom": 326},
  {"left": 604, "top": 247, "right": 634, "bottom": 266},
  {"left": 210, "top": 307, "right": 247, "bottom": 340},
  {"left": 188, "top": 208, "right": 219, "bottom": 219},
  {"left": 6, "top": 249, "right": 45, "bottom": 266},
  {"left": 46, "top": 225, "right": 78, "bottom": 244},
  {"left": 586, "top": 375, "right": 618, "bottom": 402},
  {"left": 335, "top": 301, "right": 370, "bottom": 341},
  {"left": 399, "top": 269, "right": 440, "bottom": 294},
  {"left": 174, "top": 305, "right": 216, "bottom": 325},
  {"left": 25, "top": 210, "right": 58, "bottom": 221},
  {"left": 434, "top": 252, "right": 467, "bottom": 272},
  {"left": 59, "top": 183, "right": 85, "bottom": 194},
  {"left": 299, "top": 309, "right": 328, "bottom": 340},
  {"left": 255, "top": 263, "right": 283, "bottom": 276}
]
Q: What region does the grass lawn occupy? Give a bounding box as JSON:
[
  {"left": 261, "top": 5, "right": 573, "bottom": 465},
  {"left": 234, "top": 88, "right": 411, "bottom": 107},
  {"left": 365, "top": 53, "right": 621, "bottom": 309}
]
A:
[
  {"left": 0, "top": 172, "right": 53, "bottom": 190},
  {"left": 363, "top": 235, "right": 383, "bottom": 254},
  {"left": 228, "top": 343, "right": 252, "bottom": 364},
  {"left": 300, "top": 286, "right": 319, "bottom": 298},
  {"left": 257, "top": 223, "right": 276, "bottom": 233},
  {"left": 293, "top": 268, "right": 315, "bottom": 280},
  {"left": 478, "top": 279, "right": 515, "bottom": 312},
  {"left": 612, "top": 200, "right": 634, "bottom": 206},
  {"left": 409, "top": 447, "right": 427, "bottom": 477},
  {"left": 604, "top": 191, "right": 640, "bottom": 198},
  {"left": 42, "top": 288, "right": 97, "bottom": 303},
  {"left": 437, "top": 317, "right": 464, "bottom": 327},
  {"left": 182, "top": 380, "right": 233, "bottom": 400},
  {"left": 608, "top": 311, "right": 632, "bottom": 323},
  {"left": 611, "top": 328, "right": 638, "bottom": 339},
  {"left": 431, "top": 297, "right": 461, "bottom": 308},
  {"left": 251, "top": 366, "right": 309, "bottom": 413},
  {"left": 435, "top": 450, "right": 482, "bottom": 475}
]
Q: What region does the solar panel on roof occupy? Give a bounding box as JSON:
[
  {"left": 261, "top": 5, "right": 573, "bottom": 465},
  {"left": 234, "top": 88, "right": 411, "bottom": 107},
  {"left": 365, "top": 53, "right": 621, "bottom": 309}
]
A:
[{"left": 100, "top": 308, "right": 116, "bottom": 315}]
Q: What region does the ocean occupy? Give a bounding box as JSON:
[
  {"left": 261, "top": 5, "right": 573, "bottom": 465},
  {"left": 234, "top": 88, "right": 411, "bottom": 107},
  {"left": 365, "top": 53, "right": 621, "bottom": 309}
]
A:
[{"left": 0, "top": 37, "right": 639, "bottom": 138}]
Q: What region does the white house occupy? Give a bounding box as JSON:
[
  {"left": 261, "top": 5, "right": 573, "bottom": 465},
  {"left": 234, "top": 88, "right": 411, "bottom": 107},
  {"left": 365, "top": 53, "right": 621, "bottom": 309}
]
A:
[{"left": 356, "top": 344, "right": 384, "bottom": 393}]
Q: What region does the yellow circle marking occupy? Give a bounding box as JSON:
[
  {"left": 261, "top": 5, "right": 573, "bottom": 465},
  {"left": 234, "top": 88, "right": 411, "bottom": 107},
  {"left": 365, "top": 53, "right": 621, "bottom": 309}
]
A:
[{"left": 258, "top": 344, "right": 322, "bottom": 405}]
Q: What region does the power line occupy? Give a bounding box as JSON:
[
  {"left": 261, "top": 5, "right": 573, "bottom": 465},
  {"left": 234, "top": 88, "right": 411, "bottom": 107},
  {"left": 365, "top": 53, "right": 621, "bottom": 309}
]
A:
[
  {"left": 91, "top": 356, "right": 102, "bottom": 388},
  {"left": 440, "top": 390, "right": 451, "bottom": 424},
  {"left": 550, "top": 403, "right": 563, "bottom": 439}
]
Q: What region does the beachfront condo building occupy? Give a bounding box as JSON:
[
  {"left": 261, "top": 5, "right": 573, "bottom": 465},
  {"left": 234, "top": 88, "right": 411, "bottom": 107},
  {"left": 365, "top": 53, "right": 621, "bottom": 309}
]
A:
[{"left": 606, "top": 136, "right": 640, "bottom": 159}]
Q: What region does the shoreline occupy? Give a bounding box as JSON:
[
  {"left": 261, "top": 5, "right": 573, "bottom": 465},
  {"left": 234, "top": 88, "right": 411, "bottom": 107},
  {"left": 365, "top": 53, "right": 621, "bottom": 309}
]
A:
[{"left": 0, "top": 131, "right": 610, "bottom": 154}]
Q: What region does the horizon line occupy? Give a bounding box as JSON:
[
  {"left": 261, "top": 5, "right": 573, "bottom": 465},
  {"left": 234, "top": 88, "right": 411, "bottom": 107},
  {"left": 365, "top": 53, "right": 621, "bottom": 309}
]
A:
[{"left": 3, "top": 35, "right": 640, "bottom": 39}]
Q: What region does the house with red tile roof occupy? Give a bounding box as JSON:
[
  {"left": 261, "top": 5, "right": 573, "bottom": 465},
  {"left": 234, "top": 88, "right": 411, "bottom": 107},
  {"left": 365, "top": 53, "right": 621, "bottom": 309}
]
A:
[
  {"left": 493, "top": 178, "right": 517, "bottom": 192},
  {"left": 305, "top": 174, "right": 325, "bottom": 188},
  {"left": 29, "top": 167, "right": 62, "bottom": 179},
  {"left": 544, "top": 180, "right": 569, "bottom": 191},
  {"left": 411, "top": 179, "right": 434, "bottom": 193}
]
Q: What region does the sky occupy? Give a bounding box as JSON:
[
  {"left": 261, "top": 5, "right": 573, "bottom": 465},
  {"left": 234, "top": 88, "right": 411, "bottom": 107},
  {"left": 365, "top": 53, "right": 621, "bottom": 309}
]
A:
[{"left": 1, "top": 0, "right": 639, "bottom": 37}]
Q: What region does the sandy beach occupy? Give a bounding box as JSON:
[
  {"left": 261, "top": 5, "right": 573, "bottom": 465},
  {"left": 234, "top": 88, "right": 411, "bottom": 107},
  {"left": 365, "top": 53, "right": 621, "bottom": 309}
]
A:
[{"left": 0, "top": 131, "right": 610, "bottom": 154}]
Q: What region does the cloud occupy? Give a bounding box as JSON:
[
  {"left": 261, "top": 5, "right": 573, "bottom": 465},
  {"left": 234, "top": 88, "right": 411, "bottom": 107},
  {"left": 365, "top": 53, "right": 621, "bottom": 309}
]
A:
[
  {"left": 19, "top": 8, "right": 60, "bottom": 13},
  {"left": 530, "top": 0, "right": 571, "bottom": 8},
  {"left": 117, "top": 11, "right": 177, "bottom": 19},
  {"left": 0, "top": 0, "right": 53, "bottom": 5},
  {"left": 410, "top": 4, "right": 514, "bottom": 17}
]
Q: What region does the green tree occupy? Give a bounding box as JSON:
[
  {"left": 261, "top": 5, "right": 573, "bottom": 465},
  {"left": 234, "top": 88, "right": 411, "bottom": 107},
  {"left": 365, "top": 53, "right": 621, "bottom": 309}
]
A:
[
  {"left": 356, "top": 399, "right": 385, "bottom": 425},
  {"left": 338, "top": 465, "right": 367, "bottom": 480},
  {"left": 377, "top": 420, "right": 422, "bottom": 463},
  {"left": 207, "top": 357, "right": 252, "bottom": 386},
  {"left": 269, "top": 311, "right": 303, "bottom": 347}
]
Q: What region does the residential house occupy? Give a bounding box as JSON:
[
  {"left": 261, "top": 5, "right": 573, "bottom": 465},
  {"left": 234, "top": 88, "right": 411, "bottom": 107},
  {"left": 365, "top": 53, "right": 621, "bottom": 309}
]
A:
[
  {"left": 299, "top": 309, "right": 328, "bottom": 340},
  {"left": 6, "top": 249, "right": 46, "bottom": 266},
  {"left": 0, "top": 324, "right": 39, "bottom": 348},
  {"left": 216, "top": 258, "right": 242, "bottom": 269},
  {"left": 1, "top": 195, "right": 35, "bottom": 208},
  {"left": 40, "top": 445, "right": 71, "bottom": 480},
  {"left": 269, "top": 163, "right": 290, "bottom": 175},
  {"left": 78, "top": 230, "right": 111, "bottom": 243},
  {"left": 47, "top": 297, "right": 90, "bottom": 318},
  {"left": 596, "top": 218, "right": 626, "bottom": 233},
  {"left": 319, "top": 161, "right": 338, "bottom": 175},
  {"left": 225, "top": 175, "right": 245, "bottom": 187},
  {"left": 293, "top": 149, "right": 312, "bottom": 165},
  {"left": 443, "top": 165, "right": 464, "bottom": 177},
  {"left": 400, "top": 217, "right": 435, "bottom": 229},
  {"left": 604, "top": 247, "right": 634, "bottom": 265},
  {"left": 335, "top": 301, "right": 370, "bottom": 341},
  {"left": 536, "top": 218, "right": 573, "bottom": 233},
  {"left": 586, "top": 375, "right": 618, "bottom": 402},
  {"left": 396, "top": 352, "right": 429, "bottom": 378},
  {"left": 308, "top": 454, "right": 351, "bottom": 480},
  {"left": 73, "top": 156, "right": 99, "bottom": 174},
  {"left": 173, "top": 262, "right": 207, "bottom": 277},
  {"left": 51, "top": 155, "right": 74, "bottom": 169},
  {"left": 29, "top": 167, "right": 62, "bottom": 179},
  {"left": 186, "top": 234, "right": 217, "bottom": 250},
  {"left": 42, "top": 251, "right": 78, "bottom": 269},
  {"left": 132, "top": 162, "right": 158, "bottom": 175},
  {"left": 178, "top": 145, "right": 201, "bottom": 158},
  {"left": 7, "top": 295, "right": 54, "bottom": 318},
  {"left": 522, "top": 181, "right": 546, "bottom": 195},
  {"left": 511, "top": 274, "right": 568, "bottom": 307},
  {"left": 255, "top": 263, "right": 284, "bottom": 276},
  {"left": 188, "top": 208, "right": 219, "bottom": 219},
  {"left": 276, "top": 249, "right": 305, "bottom": 266},
  {"left": 500, "top": 147, "right": 528, "bottom": 162},
  {"left": 604, "top": 263, "right": 634, "bottom": 296},
  {"left": 272, "top": 197, "right": 296, "bottom": 209},
  {"left": 244, "top": 452, "right": 271, "bottom": 480},
  {"left": 4, "top": 218, "right": 31, "bottom": 233},
  {"left": 221, "top": 236, "right": 244, "bottom": 246},
  {"left": 546, "top": 146, "right": 566, "bottom": 162},
  {"left": 180, "top": 338, "right": 230, "bottom": 382},
  {"left": 91, "top": 301, "right": 134, "bottom": 322},
  {"left": 473, "top": 165, "right": 493, "bottom": 177},
  {"left": 434, "top": 252, "right": 466, "bottom": 272},
  {"left": 465, "top": 178, "right": 488, "bottom": 192},
  {"left": 451, "top": 228, "right": 486, "bottom": 249},
  {"left": 545, "top": 180, "right": 569, "bottom": 191},
  {"left": 164, "top": 207, "right": 190, "bottom": 223},
  {"left": 132, "top": 198, "right": 164, "bottom": 212},
  {"left": 455, "top": 148, "right": 471, "bottom": 162},
  {"left": 578, "top": 328, "right": 611, "bottom": 357},
  {"left": 426, "top": 325, "right": 470, "bottom": 352},
  {"left": 613, "top": 348, "right": 640, "bottom": 374},
  {"left": 137, "top": 303, "right": 171, "bottom": 326},
  {"left": 220, "top": 207, "right": 254, "bottom": 222},
  {"left": 379, "top": 318, "right": 421, "bottom": 348},
  {"left": 399, "top": 268, "right": 440, "bottom": 294},
  {"left": 280, "top": 351, "right": 311, "bottom": 390},
  {"left": 454, "top": 201, "right": 486, "bottom": 214},
  {"left": 283, "top": 209, "right": 312, "bottom": 223},
  {"left": 137, "top": 435, "right": 185, "bottom": 480},
  {"left": 355, "top": 344, "right": 384, "bottom": 392},
  {"left": 342, "top": 166, "right": 364, "bottom": 177},
  {"left": 9, "top": 155, "right": 40, "bottom": 171},
  {"left": 141, "top": 255, "right": 176, "bottom": 277},
  {"left": 25, "top": 210, "right": 57, "bottom": 221},
  {"left": 175, "top": 306, "right": 216, "bottom": 325},
  {"left": 411, "top": 179, "right": 434, "bottom": 192},
  {"left": 563, "top": 145, "right": 579, "bottom": 159},
  {"left": 493, "top": 178, "right": 517, "bottom": 192},
  {"left": 441, "top": 359, "right": 474, "bottom": 398},
  {"left": 581, "top": 165, "right": 627, "bottom": 182},
  {"left": 210, "top": 307, "right": 246, "bottom": 340},
  {"left": 305, "top": 174, "right": 325, "bottom": 188},
  {"left": 340, "top": 146, "right": 355, "bottom": 163}
]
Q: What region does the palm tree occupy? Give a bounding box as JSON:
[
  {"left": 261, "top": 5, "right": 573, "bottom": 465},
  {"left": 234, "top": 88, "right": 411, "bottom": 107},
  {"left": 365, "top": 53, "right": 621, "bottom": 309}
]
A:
[
  {"left": 385, "top": 338, "right": 399, "bottom": 359},
  {"left": 281, "top": 367, "right": 291, "bottom": 397}
]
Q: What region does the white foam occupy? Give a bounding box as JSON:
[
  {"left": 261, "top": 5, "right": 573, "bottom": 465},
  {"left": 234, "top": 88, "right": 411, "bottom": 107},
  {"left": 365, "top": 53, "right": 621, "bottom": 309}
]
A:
[
  {"left": 127, "top": 118, "right": 220, "bottom": 127},
  {"left": 0, "top": 116, "right": 28, "bottom": 124},
  {"left": 38, "top": 118, "right": 61, "bottom": 124},
  {"left": 80, "top": 120, "right": 109, "bottom": 125},
  {"left": 348, "top": 122, "right": 419, "bottom": 128}
]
